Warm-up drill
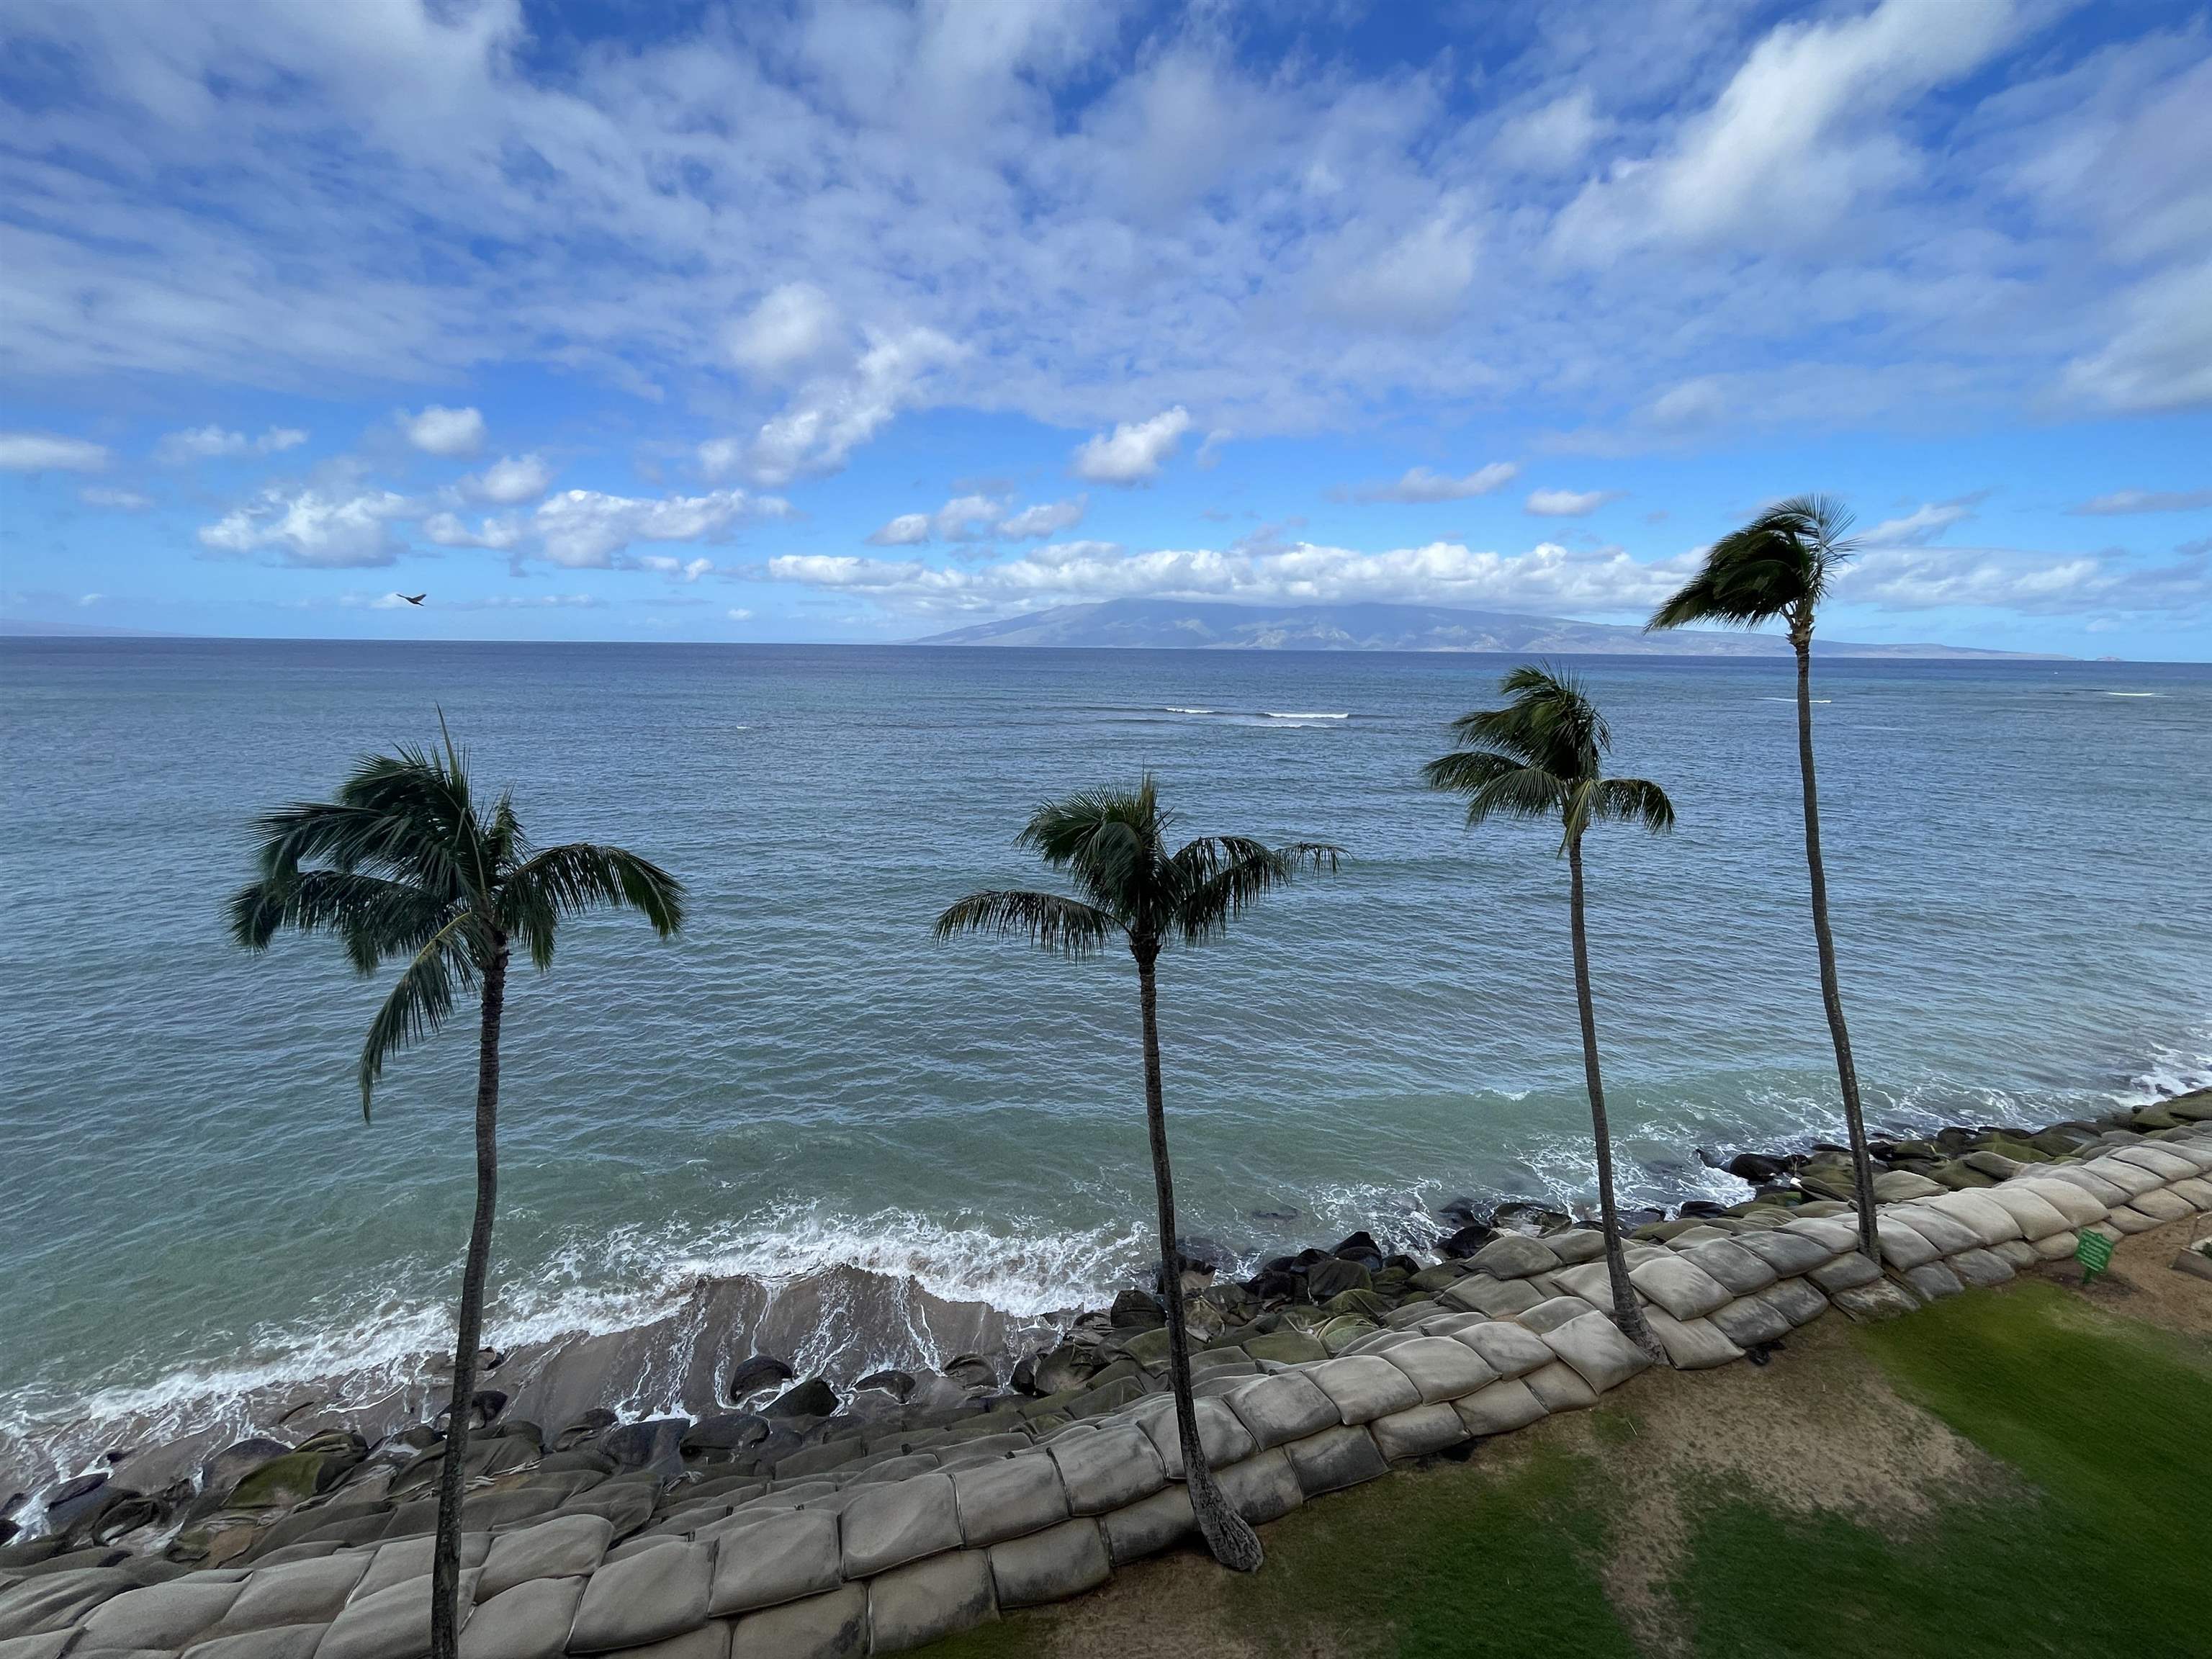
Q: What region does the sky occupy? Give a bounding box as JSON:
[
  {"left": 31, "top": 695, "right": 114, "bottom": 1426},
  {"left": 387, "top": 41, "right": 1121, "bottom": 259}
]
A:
[{"left": 1, "top": 0, "right": 2208, "bottom": 658}]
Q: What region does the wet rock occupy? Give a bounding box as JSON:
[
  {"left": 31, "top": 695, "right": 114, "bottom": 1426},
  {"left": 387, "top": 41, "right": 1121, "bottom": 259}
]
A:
[
  {"left": 1108, "top": 1288, "right": 1164, "bottom": 1328},
  {"left": 600, "top": 1416, "right": 686, "bottom": 1475},
  {"left": 1249, "top": 1207, "right": 1300, "bottom": 1223},
  {"left": 856, "top": 1368, "right": 917, "bottom": 1401},
  {"left": 724, "top": 1354, "right": 795, "bottom": 1401},
  {"left": 1328, "top": 1231, "right": 1385, "bottom": 1269},
  {"left": 1434, "top": 1195, "right": 1485, "bottom": 1228},
  {"left": 554, "top": 1409, "right": 618, "bottom": 1450},
  {"left": 1491, "top": 1200, "right": 1569, "bottom": 1235},
  {"left": 1437, "top": 1224, "right": 1494, "bottom": 1259},
  {"left": 200, "top": 1439, "right": 289, "bottom": 1501},
  {"left": 764, "top": 1377, "right": 840, "bottom": 1420},
  {"left": 943, "top": 1354, "right": 997, "bottom": 1393},
  {"left": 679, "top": 1413, "right": 767, "bottom": 1455}
]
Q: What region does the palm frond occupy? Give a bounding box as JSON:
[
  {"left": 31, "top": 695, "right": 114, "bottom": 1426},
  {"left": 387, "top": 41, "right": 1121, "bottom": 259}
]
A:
[
  {"left": 1650, "top": 493, "right": 1858, "bottom": 631},
  {"left": 1465, "top": 762, "right": 1572, "bottom": 829},
  {"left": 500, "top": 842, "right": 687, "bottom": 969},
  {"left": 1170, "top": 838, "right": 1343, "bottom": 943},
  {"left": 1017, "top": 780, "right": 1166, "bottom": 924},
  {"left": 1589, "top": 776, "right": 1676, "bottom": 835},
  {"left": 933, "top": 889, "right": 1123, "bottom": 958},
  {"left": 357, "top": 913, "right": 479, "bottom": 1119},
  {"left": 228, "top": 869, "right": 454, "bottom": 972}
]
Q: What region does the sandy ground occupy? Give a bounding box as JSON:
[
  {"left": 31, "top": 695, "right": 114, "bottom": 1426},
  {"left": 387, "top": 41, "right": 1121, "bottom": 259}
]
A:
[{"left": 958, "top": 1212, "right": 2212, "bottom": 1659}]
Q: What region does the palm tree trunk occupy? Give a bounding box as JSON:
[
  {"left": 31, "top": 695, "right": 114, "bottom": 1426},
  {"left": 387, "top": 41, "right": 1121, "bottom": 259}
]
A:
[
  {"left": 431, "top": 940, "right": 506, "bottom": 1659},
  {"left": 1567, "top": 836, "right": 1664, "bottom": 1362},
  {"left": 1792, "top": 631, "right": 1879, "bottom": 1264},
  {"left": 1134, "top": 945, "right": 1262, "bottom": 1573}
]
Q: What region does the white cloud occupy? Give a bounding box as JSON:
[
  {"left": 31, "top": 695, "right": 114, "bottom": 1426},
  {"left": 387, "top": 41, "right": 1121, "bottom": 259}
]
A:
[
  {"left": 705, "top": 327, "right": 961, "bottom": 487},
  {"left": 766, "top": 535, "right": 1694, "bottom": 619},
  {"left": 636, "top": 555, "right": 714, "bottom": 581},
  {"left": 2068, "top": 487, "right": 2212, "bottom": 516},
  {"left": 79, "top": 486, "right": 153, "bottom": 511},
  {"left": 866, "top": 513, "right": 933, "bottom": 547},
  {"left": 727, "top": 607, "right": 754, "bottom": 621},
  {"left": 1071, "top": 407, "right": 1191, "bottom": 485},
  {"left": 1553, "top": 0, "right": 2026, "bottom": 260},
  {"left": 1838, "top": 542, "right": 2209, "bottom": 617},
  {"left": 532, "top": 487, "right": 777, "bottom": 568},
  {"left": 1863, "top": 502, "right": 1977, "bottom": 546},
  {"left": 401, "top": 405, "right": 486, "bottom": 457},
  {"left": 1354, "top": 464, "right": 1519, "bottom": 503},
  {"left": 466, "top": 454, "right": 554, "bottom": 505},
  {"left": 997, "top": 496, "right": 1087, "bottom": 539},
  {"left": 1525, "top": 488, "right": 1622, "bottom": 517},
  {"left": 422, "top": 510, "right": 524, "bottom": 552},
  {"left": 155, "top": 425, "right": 308, "bottom": 464},
  {"left": 1493, "top": 89, "right": 1606, "bottom": 175},
  {"left": 0, "top": 433, "right": 109, "bottom": 472},
  {"left": 726, "top": 283, "right": 846, "bottom": 380},
  {"left": 198, "top": 486, "right": 411, "bottom": 567}
]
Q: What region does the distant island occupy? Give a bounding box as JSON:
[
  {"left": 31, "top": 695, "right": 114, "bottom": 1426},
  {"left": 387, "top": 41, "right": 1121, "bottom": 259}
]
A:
[{"left": 914, "top": 598, "right": 2068, "bottom": 659}]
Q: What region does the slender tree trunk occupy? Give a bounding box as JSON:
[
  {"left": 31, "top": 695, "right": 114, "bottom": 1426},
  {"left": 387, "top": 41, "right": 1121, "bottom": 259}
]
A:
[
  {"left": 1134, "top": 944, "right": 1262, "bottom": 1573},
  {"left": 431, "top": 938, "right": 507, "bottom": 1659},
  {"left": 1793, "top": 626, "right": 1880, "bottom": 1263},
  {"left": 1568, "top": 836, "right": 1664, "bottom": 1363}
]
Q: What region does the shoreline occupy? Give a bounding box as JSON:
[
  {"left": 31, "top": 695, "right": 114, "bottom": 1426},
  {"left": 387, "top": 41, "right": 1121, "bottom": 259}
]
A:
[{"left": 7, "top": 1083, "right": 2208, "bottom": 1552}]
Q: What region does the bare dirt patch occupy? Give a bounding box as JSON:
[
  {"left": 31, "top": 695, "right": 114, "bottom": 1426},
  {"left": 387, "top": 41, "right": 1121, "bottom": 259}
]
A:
[{"left": 2032, "top": 1213, "right": 2212, "bottom": 1344}]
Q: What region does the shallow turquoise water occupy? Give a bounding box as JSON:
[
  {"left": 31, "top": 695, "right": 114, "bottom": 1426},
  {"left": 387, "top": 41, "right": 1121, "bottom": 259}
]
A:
[{"left": 2, "top": 640, "right": 2206, "bottom": 1488}]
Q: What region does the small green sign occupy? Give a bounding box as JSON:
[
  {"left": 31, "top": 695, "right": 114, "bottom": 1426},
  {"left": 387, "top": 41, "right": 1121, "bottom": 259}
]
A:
[{"left": 2076, "top": 1230, "right": 2115, "bottom": 1282}]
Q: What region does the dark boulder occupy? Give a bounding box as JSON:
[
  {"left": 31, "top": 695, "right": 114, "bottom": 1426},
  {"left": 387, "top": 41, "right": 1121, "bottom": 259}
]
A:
[
  {"left": 554, "top": 1408, "right": 618, "bottom": 1450},
  {"left": 943, "top": 1354, "right": 997, "bottom": 1393},
  {"left": 76, "top": 1493, "right": 167, "bottom": 1547},
  {"left": 680, "top": 1413, "right": 768, "bottom": 1455},
  {"left": 1305, "top": 1258, "right": 1373, "bottom": 1302},
  {"left": 1491, "top": 1200, "right": 1568, "bottom": 1235},
  {"left": 1328, "top": 1231, "right": 1384, "bottom": 1267},
  {"left": 1437, "top": 1223, "right": 1494, "bottom": 1259},
  {"left": 1383, "top": 1254, "right": 1422, "bottom": 1277},
  {"left": 1678, "top": 1200, "right": 1730, "bottom": 1220},
  {"left": 1290, "top": 1247, "right": 1330, "bottom": 1269},
  {"left": 1244, "top": 1267, "right": 1297, "bottom": 1300},
  {"left": 1248, "top": 1207, "right": 1300, "bottom": 1223},
  {"left": 1434, "top": 1195, "right": 1485, "bottom": 1228},
  {"left": 856, "top": 1368, "right": 918, "bottom": 1401},
  {"left": 42, "top": 1474, "right": 121, "bottom": 1537},
  {"left": 725, "top": 1354, "right": 796, "bottom": 1401},
  {"left": 764, "top": 1377, "right": 840, "bottom": 1420},
  {"left": 1723, "top": 1151, "right": 1794, "bottom": 1184},
  {"left": 1108, "top": 1289, "right": 1163, "bottom": 1328},
  {"left": 601, "top": 1416, "right": 687, "bottom": 1475},
  {"left": 200, "top": 1439, "right": 289, "bottom": 1501}
]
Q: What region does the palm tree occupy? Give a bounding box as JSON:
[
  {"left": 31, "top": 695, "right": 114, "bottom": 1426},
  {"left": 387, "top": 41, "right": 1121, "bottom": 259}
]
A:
[
  {"left": 229, "top": 721, "right": 683, "bottom": 1659},
  {"left": 935, "top": 778, "right": 1339, "bottom": 1573},
  {"left": 1647, "top": 495, "right": 1879, "bottom": 1262},
  {"left": 1424, "top": 666, "right": 1672, "bottom": 1362}
]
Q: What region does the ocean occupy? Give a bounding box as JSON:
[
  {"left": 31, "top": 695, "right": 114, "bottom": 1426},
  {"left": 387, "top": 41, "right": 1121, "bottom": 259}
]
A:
[{"left": 2, "top": 639, "right": 2207, "bottom": 1496}]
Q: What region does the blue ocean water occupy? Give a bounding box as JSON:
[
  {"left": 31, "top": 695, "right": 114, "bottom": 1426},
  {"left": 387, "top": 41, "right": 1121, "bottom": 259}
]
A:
[{"left": 2, "top": 639, "right": 2207, "bottom": 1489}]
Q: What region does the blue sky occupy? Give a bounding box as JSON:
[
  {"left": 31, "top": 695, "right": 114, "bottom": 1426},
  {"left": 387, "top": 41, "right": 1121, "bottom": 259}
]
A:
[{"left": 1, "top": 0, "right": 2208, "bottom": 657}]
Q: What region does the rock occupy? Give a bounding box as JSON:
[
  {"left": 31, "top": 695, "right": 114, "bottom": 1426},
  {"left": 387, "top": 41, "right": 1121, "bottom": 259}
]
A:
[
  {"left": 1491, "top": 1200, "right": 1570, "bottom": 1234},
  {"left": 601, "top": 1417, "right": 687, "bottom": 1476},
  {"left": 943, "top": 1354, "right": 998, "bottom": 1393},
  {"left": 854, "top": 1369, "right": 917, "bottom": 1402},
  {"left": 554, "top": 1409, "right": 619, "bottom": 1450},
  {"left": 226, "top": 1452, "right": 338, "bottom": 1511},
  {"left": 201, "top": 1440, "right": 291, "bottom": 1502},
  {"left": 1303, "top": 1258, "right": 1372, "bottom": 1302},
  {"left": 1437, "top": 1224, "right": 1496, "bottom": 1259},
  {"left": 989, "top": 1516, "right": 1111, "bottom": 1609},
  {"left": 681, "top": 1414, "right": 768, "bottom": 1455},
  {"left": 724, "top": 1355, "right": 796, "bottom": 1401},
  {"left": 1108, "top": 1289, "right": 1164, "bottom": 1328},
  {"left": 865, "top": 1547, "right": 997, "bottom": 1653},
  {"left": 1724, "top": 1151, "right": 1794, "bottom": 1184},
  {"left": 1328, "top": 1231, "right": 1385, "bottom": 1267},
  {"left": 764, "top": 1380, "right": 840, "bottom": 1421},
  {"left": 1434, "top": 1195, "right": 1485, "bottom": 1227}
]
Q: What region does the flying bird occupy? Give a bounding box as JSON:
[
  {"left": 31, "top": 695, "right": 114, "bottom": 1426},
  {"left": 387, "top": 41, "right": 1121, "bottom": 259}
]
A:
[{"left": 398, "top": 593, "right": 426, "bottom": 606}]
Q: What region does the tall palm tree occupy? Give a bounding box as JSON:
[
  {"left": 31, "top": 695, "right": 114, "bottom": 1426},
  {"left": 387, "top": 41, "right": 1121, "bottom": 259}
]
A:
[
  {"left": 935, "top": 778, "right": 1339, "bottom": 1573},
  {"left": 1424, "top": 666, "right": 1672, "bottom": 1362},
  {"left": 1647, "top": 495, "right": 1879, "bottom": 1262},
  {"left": 229, "top": 721, "right": 683, "bottom": 1659}
]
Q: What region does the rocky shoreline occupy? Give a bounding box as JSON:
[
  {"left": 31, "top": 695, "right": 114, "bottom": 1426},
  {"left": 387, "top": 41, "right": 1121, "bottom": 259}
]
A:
[{"left": 6, "top": 1086, "right": 2207, "bottom": 1573}]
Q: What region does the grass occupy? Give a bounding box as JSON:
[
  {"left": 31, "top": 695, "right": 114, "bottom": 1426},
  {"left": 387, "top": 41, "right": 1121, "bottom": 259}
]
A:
[{"left": 923, "top": 1277, "right": 2212, "bottom": 1658}]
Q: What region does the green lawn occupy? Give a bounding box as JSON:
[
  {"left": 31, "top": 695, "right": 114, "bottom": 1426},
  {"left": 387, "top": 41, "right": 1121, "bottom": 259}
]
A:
[{"left": 926, "top": 1281, "right": 2212, "bottom": 1658}]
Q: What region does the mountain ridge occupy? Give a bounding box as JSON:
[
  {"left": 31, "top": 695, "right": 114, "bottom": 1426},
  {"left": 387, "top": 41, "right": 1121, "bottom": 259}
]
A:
[{"left": 913, "top": 598, "right": 2064, "bottom": 658}]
